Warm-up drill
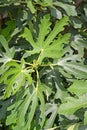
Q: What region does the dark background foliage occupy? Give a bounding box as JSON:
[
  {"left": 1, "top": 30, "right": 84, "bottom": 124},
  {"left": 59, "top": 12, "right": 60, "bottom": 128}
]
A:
[{"left": 0, "top": 0, "right": 87, "bottom": 130}]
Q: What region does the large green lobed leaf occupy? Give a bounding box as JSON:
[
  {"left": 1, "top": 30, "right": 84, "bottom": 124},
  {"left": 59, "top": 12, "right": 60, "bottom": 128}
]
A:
[{"left": 20, "top": 15, "right": 70, "bottom": 64}]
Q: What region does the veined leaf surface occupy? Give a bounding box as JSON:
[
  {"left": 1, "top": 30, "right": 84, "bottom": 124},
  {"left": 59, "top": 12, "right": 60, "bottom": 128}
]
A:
[{"left": 20, "top": 15, "right": 70, "bottom": 64}]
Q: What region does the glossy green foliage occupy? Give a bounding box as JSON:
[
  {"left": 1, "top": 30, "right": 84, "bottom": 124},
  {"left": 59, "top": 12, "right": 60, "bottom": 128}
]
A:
[
  {"left": 20, "top": 15, "right": 70, "bottom": 64},
  {"left": 0, "top": 0, "right": 87, "bottom": 130}
]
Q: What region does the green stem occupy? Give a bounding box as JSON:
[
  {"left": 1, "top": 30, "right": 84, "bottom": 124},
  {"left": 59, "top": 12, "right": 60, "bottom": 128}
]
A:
[
  {"left": 36, "top": 69, "right": 39, "bottom": 90},
  {"left": 12, "top": 59, "right": 32, "bottom": 66}
]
